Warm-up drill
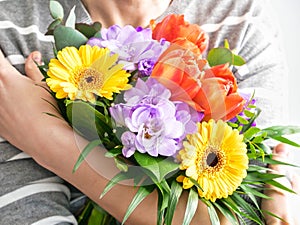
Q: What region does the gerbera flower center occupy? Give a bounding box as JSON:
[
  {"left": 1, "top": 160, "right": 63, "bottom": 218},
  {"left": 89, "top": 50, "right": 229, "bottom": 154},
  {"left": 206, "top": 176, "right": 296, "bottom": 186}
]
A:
[
  {"left": 206, "top": 152, "right": 218, "bottom": 167},
  {"left": 199, "top": 145, "right": 226, "bottom": 174},
  {"left": 77, "top": 67, "right": 104, "bottom": 91}
]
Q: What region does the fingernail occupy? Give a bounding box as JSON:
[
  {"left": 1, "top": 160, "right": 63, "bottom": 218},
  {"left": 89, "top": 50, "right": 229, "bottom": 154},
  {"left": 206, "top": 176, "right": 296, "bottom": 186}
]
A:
[{"left": 32, "top": 52, "right": 42, "bottom": 65}]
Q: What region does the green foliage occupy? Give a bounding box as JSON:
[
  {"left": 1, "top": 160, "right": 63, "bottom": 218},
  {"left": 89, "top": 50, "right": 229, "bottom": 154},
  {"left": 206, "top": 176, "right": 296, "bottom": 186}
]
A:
[
  {"left": 164, "top": 181, "right": 183, "bottom": 225},
  {"left": 207, "top": 40, "right": 246, "bottom": 67},
  {"left": 121, "top": 182, "right": 155, "bottom": 225},
  {"left": 49, "top": 0, "right": 64, "bottom": 20},
  {"left": 134, "top": 152, "right": 179, "bottom": 183},
  {"left": 182, "top": 189, "right": 199, "bottom": 225},
  {"left": 54, "top": 25, "right": 88, "bottom": 51}
]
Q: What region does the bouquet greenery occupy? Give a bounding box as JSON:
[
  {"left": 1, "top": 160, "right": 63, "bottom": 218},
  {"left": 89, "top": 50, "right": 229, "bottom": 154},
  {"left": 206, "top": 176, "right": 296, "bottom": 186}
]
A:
[{"left": 41, "top": 1, "right": 300, "bottom": 224}]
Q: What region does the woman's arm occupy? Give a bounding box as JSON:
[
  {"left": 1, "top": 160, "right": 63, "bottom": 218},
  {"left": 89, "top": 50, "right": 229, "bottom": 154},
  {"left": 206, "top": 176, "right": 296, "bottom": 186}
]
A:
[{"left": 0, "top": 49, "right": 215, "bottom": 225}]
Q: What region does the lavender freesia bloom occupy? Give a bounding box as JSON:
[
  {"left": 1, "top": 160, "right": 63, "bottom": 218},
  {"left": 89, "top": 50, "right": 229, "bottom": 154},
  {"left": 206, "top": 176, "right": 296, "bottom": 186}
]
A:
[
  {"left": 110, "top": 78, "right": 201, "bottom": 158},
  {"left": 87, "top": 25, "right": 169, "bottom": 75}
]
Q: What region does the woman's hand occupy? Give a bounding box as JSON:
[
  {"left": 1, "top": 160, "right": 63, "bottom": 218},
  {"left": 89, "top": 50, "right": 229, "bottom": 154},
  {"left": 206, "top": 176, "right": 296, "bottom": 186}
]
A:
[
  {"left": 0, "top": 50, "right": 69, "bottom": 164},
  {"left": 262, "top": 144, "right": 300, "bottom": 225}
]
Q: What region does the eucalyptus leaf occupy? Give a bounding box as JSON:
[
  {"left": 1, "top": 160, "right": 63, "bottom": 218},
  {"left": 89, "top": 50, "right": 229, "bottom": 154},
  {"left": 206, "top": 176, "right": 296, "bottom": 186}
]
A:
[
  {"left": 182, "top": 189, "right": 198, "bottom": 225},
  {"left": 54, "top": 25, "right": 88, "bottom": 51},
  {"left": 65, "top": 6, "right": 76, "bottom": 28},
  {"left": 49, "top": 0, "right": 64, "bottom": 19},
  {"left": 76, "top": 22, "right": 102, "bottom": 38},
  {"left": 165, "top": 181, "right": 183, "bottom": 225},
  {"left": 207, "top": 47, "right": 233, "bottom": 66},
  {"left": 47, "top": 18, "right": 62, "bottom": 32},
  {"left": 233, "top": 54, "right": 246, "bottom": 66}
]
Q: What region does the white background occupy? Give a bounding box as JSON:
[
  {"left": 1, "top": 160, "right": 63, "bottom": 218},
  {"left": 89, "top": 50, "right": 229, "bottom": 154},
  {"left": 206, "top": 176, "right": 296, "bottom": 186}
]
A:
[{"left": 272, "top": 0, "right": 300, "bottom": 170}]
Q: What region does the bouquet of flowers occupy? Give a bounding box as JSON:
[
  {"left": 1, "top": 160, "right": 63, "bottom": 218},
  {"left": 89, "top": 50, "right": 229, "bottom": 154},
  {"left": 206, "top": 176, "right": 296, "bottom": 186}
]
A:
[{"left": 41, "top": 1, "right": 300, "bottom": 224}]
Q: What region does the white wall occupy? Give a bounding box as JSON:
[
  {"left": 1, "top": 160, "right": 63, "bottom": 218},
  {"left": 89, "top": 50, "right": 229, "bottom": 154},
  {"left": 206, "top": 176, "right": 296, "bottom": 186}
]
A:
[{"left": 271, "top": 0, "right": 300, "bottom": 171}]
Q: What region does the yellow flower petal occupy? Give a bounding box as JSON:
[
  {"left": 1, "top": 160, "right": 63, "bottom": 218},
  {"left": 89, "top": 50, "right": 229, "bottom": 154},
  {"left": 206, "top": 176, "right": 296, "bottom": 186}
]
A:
[
  {"left": 177, "top": 119, "right": 248, "bottom": 202},
  {"left": 47, "top": 45, "right": 131, "bottom": 102}
]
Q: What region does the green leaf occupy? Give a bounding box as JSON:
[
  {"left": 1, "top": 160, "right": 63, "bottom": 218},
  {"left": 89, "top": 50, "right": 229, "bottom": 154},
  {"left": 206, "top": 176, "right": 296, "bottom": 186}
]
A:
[
  {"left": 232, "top": 54, "right": 246, "bottom": 66},
  {"left": 263, "top": 157, "right": 300, "bottom": 168},
  {"left": 240, "top": 184, "right": 271, "bottom": 200},
  {"left": 207, "top": 203, "right": 220, "bottom": 225},
  {"left": 47, "top": 18, "right": 62, "bottom": 32},
  {"left": 122, "top": 183, "right": 155, "bottom": 225},
  {"left": 87, "top": 203, "right": 113, "bottom": 225},
  {"left": 182, "top": 189, "right": 198, "bottom": 225},
  {"left": 231, "top": 193, "right": 264, "bottom": 224},
  {"left": 265, "top": 180, "right": 297, "bottom": 194},
  {"left": 73, "top": 139, "right": 102, "bottom": 172},
  {"left": 224, "top": 39, "right": 230, "bottom": 49},
  {"left": 134, "top": 152, "right": 179, "bottom": 183},
  {"left": 213, "top": 201, "right": 239, "bottom": 225},
  {"left": 76, "top": 22, "right": 102, "bottom": 39},
  {"left": 243, "top": 109, "right": 255, "bottom": 118},
  {"left": 270, "top": 136, "right": 300, "bottom": 147},
  {"left": 113, "top": 157, "right": 128, "bottom": 172},
  {"left": 262, "top": 210, "right": 287, "bottom": 223},
  {"left": 207, "top": 47, "right": 233, "bottom": 67},
  {"left": 100, "top": 167, "right": 141, "bottom": 198},
  {"left": 65, "top": 6, "right": 76, "bottom": 28},
  {"left": 78, "top": 200, "right": 94, "bottom": 225},
  {"left": 263, "top": 125, "right": 300, "bottom": 137},
  {"left": 165, "top": 181, "right": 183, "bottom": 225},
  {"left": 53, "top": 25, "right": 88, "bottom": 51},
  {"left": 243, "top": 127, "right": 261, "bottom": 141},
  {"left": 66, "top": 101, "right": 112, "bottom": 141},
  {"left": 237, "top": 115, "right": 249, "bottom": 125},
  {"left": 157, "top": 192, "right": 166, "bottom": 225},
  {"left": 49, "top": 0, "right": 64, "bottom": 19}
]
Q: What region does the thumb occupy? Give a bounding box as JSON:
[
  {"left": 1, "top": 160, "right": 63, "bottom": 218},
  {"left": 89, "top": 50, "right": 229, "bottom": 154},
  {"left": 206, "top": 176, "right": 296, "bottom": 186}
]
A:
[{"left": 25, "top": 51, "right": 44, "bottom": 81}]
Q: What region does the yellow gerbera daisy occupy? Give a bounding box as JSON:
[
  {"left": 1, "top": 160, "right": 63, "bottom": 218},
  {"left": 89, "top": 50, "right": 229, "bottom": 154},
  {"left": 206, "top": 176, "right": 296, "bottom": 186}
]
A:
[
  {"left": 177, "top": 119, "right": 248, "bottom": 202},
  {"left": 46, "top": 45, "right": 131, "bottom": 102}
]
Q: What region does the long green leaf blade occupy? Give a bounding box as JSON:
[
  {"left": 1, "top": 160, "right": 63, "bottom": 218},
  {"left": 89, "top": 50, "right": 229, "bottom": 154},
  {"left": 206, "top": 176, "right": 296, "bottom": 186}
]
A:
[
  {"left": 122, "top": 184, "right": 155, "bottom": 225},
  {"left": 213, "top": 201, "right": 239, "bottom": 225},
  {"left": 73, "top": 139, "right": 102, "bottom": 172},
  {"left": 165, "top": 181, "right": 183, "bottom": 225},
  {"left": 182, "top": 189, "right": 198, "bottom": 225}
]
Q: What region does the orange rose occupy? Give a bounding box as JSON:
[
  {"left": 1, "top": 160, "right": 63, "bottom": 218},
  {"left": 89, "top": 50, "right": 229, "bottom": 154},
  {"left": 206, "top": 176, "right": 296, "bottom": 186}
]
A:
[
  {"left": 193, "top": 64, "right": 245, "bottom": 121},
  {"left": 150, "top": 14, "right": 209, "bottom": 54},
  {"left": 151, "top": 44, "right": 206, "bottom": 109}
]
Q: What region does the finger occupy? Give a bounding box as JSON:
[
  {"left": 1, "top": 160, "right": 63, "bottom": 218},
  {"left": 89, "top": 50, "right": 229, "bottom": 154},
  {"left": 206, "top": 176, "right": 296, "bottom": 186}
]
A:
[
  {"left": 25, "top": 51, "right": 44, "bottom": 82},
  {"left": 269, "top": 144, "right": 289, "bottom": 172},
  {"left": 267, "top": 144, "right": 293, "bottom": 194}
]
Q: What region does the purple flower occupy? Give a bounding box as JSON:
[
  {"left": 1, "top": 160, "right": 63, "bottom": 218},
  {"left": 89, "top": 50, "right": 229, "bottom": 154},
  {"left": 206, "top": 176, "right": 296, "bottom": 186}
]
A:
[
  {"left": 121, "top": 131, "right": 136, "bottom": 158},
  {"left": 110, "top": 78, "right": 199, "bottom": 157},
  {"left": 87, "top": 25, "right": 169, "bottom": 75}
]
